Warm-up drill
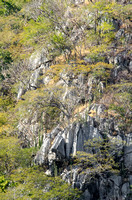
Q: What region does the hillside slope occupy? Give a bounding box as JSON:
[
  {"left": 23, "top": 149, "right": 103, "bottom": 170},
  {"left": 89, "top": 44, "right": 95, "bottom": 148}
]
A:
[{"left": 0, "top": 0, "right": 132, "bottom": 199}]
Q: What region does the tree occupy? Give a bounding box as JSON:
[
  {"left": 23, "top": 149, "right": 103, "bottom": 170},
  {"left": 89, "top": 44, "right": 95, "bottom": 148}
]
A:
[
  {"left": 0, "top": 167, "right": 81, "bottom": 199},
  {"left": 76, "top": 137, "right": 122, "bottom": 181},
  {"left": 0, "top": 136, "right": 37, "bottom": 174}
]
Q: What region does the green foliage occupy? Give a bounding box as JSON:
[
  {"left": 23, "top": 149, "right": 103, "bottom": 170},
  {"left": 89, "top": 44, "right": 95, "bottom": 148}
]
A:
[
  {"left": 94, "top": 82, "right": 131, "bottom": 133},
  {"left": 0, "top": 167, "right": 81, "bottom": 199},
  {"left": 0, "top": 176, "right": 9, "bottom": 193},
  {"left": 14, "top": 87, "right": 62, "bottom": 132},
  {"left": 48, "top": 61, "right": 112, "bottom": 81},
  {"left": 0, "top": 112, "right": 7, "bottom": 127},
  {"left": 15, "top": 147, "right": 38, "bottom": 168},
  {"left": 0, "top": 0, "right": 33, "bottom": 64},
  {"left": 0, "top": 0, "right": 130, "bottom": 65},
  {"left": 0, "top": 95, "right": 15, "bottom": 136},
  {"left": 0, "top": 0, "right": 31, "bottom": 16},
  {"left": 110, "top": 104, "right": 126, "bottom": 118},
  {"left": 0, "top": 0, "right": 19, "bottom": 16},
  {"left": 0, "top": 136, "right": 37, "bottom": 174},
  {"left": 107, "top": 83, "right": 132, "bottom": 129},
  {"left": 0, "top": 137, "right": 19, "bottom": 174},
  {"left": 20, "top": 18, "right": 51, "bottom": 47},
  {"left": 0, "top": 49, "right": 12, "bottom": 81},
  {"left": 0, "top": 49, "right": 12, "bottom": 68},
  {"left": 0, "top": 96, "right": 14, "bottom": 112},
  {"left": 46, "top": 61, "right": 114, "bottom": 104},
  {"left": 76, "top": 137, "right": 120, "bottom": 180},
  {"left": 0, "top": 1, "right": 131, "bottom": 198},
  {"left": 90, "top": 62, "right": 113, "bottom": 81},
  {"left": 0, "top": 111, "right": 13, "bottom": 136},
  {"left": 83, "top": 0, "right": 131, "bottom": 60},
  {"left": 51, "top": 32, "right": 72, "bottom": 57}
]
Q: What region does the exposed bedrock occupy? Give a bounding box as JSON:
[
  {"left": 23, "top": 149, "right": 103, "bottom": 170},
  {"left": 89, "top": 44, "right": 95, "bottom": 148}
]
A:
[{"left": 34, "top": 112, "right": 132, "bottom": 200}]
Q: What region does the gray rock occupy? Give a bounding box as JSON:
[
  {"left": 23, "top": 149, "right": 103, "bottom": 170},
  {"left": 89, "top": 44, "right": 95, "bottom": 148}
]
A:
[
  {"left": 72, "top": 0, "right": 84, "bottom": 5},
  {"left": 116, "top": 29, "right": 125, "bottom": 39},
  {"left": 72, "top": 123, "right": 81, "bottom": 156},
  {"left": 50, "top": 133, "right": 66, "bottom": 158},
  {"left": 78, "top": 74, "right": 85, "bottom": 85},
  {"left": 29, "top": 49, "right": 49, "bottom": 71},
  {"left": 50, "top": 126, "right": 62, "bottom": 139},
  {"left": 121, "top": 182, "right": 130, "bottom": 199},
  {"left": 17, "top": 49, "right": 50, "bottom": 99},
  {"left": 35, "top": 137, "right": 51, "bottom": 165},
  {"left": 82, "top": 189, "right": 91, "bottom": 200},
  {"left": 17, "top": 83, "right": 25, "bottom": 100},
  {"left": 89, "top": 103, "right": 106, "bottom": 116},
  {"left": 124, "top": 133, "right": 132, "bottom": 172},
  {"left": 128, "top": 61, "right": 132, "bottom": 72},
  {"left": 129, "top": 175, "right": 132, "bottom": 186},
  {"left": 29, "top": 68, "right": 40, "bottom": 89},
  {"left": 125, "top": 32, "right": 132, "bottom": 44}
]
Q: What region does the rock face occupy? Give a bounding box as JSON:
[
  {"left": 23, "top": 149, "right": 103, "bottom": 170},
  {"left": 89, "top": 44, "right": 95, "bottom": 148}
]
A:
[
  {"left": 17, "top": 49, "right": 50, "bottom": 100},
  {"left": 124, "top": 133, "right": 132, "bottom": 172},
  {"left": 35, "top": 116, "right": 102, "bottom": 165},
  {"left": 17, "top": 49, "right": 52, "bottom": 146},
  {"left": 16, "top": 10, "right": 132, "bottom": 198},
  {"left": 34, "top": 108, "right": 132, "bottom": 200},
  {"left": 28, "top": 106, "right": 131, "bottom": 200},
  {"left": 17, "top": 51, "right": 132, "bottom": 199},
  {"left": 17, "top": 45, "right": 132, "bottom": 199}
]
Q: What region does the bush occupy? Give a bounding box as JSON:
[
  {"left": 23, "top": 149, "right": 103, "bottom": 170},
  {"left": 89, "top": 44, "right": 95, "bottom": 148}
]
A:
[{"left": 0, "top": 167, "right": 81, "bottom": 200}]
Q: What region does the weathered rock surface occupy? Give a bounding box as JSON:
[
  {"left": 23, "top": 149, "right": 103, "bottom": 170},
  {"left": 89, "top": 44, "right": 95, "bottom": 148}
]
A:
[
  {"left": 34, "top": 108, "right": 132, "bottom": 199},
  {"left": 16, "top": 17, "right": 132, "bottom": 199},
  {"left": 17, "top": 48, "right": 131, "bottom": 199},
  {"left": 17, "top": 49, "right": 50, "bottom": 100},
  {"left": 35, "top": 116, "right": 102, "bottom": 164}
]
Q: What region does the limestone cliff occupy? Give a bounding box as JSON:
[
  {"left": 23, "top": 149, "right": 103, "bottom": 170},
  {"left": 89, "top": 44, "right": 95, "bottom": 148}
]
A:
[
  {"left": 15, "top": 1, "right": 132, "bottom": 199},
  {"left": 16, "top": 44, "right": 132, "bottom": 199}
]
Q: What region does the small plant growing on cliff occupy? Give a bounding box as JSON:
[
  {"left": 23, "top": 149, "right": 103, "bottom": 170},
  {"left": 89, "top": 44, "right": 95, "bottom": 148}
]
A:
[
  {"left": 107, "top": 83, "right": 132, "bottom": 132},
  {"left": 0, "top": 176, "right": 10, "bottom": 193},
  {"left": 76, "top": 137, "right": 121, "bottom": 181}
]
